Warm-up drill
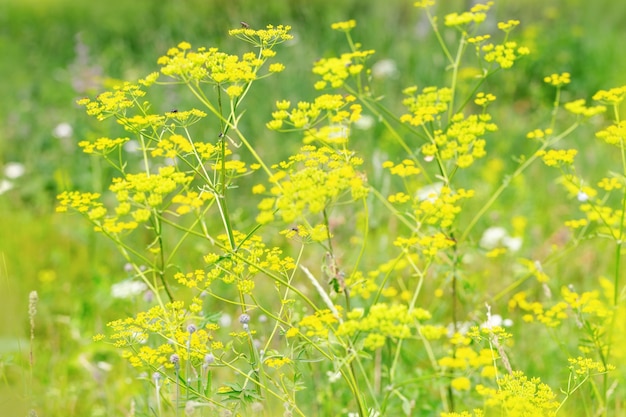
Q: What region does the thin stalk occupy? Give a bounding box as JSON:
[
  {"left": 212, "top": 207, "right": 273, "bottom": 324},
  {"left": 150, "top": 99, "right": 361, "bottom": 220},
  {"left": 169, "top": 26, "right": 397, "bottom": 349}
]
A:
[
  {"left": 459, "top": 121, "right": 580, "bottom": 244},
  {"left": 216, "top": 87, "right": 237, "bottom": 251}
]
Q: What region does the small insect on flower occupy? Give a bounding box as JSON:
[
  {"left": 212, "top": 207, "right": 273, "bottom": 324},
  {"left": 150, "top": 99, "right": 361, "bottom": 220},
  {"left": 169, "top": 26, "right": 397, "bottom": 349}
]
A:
[{"left": 240, "top": 21, "right": 250, "bottom": 28}]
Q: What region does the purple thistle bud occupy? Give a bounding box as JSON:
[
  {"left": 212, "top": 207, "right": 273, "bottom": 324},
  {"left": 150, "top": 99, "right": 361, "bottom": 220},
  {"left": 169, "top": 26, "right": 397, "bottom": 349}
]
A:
[
  {"left": 239, "top": 314, "right": 250, "bottom": 324},
  {"left": 170, "top": 353, "right": 180, "bottom": 368},
  {"left": 143, "top": 289, "right": 154, "bottom": 303}
]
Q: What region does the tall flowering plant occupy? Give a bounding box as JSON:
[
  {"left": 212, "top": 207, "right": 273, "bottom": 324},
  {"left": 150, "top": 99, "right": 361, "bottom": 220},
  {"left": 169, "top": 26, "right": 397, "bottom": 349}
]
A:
[{"left": 58, "top": 2, "right": 626, "bottom": 416}]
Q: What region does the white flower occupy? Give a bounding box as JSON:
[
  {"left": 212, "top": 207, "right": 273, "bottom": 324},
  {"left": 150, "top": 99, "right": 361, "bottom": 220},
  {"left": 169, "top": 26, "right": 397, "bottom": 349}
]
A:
[
  {"left": 371, "top": 59, "right": 398, "bottom": 79},
  {"left": 4, "top": 162, "right": 25, "bottom": 179},
  {"left": 111, "top": 280, "right": 147, "bottom": 299},
  {"left": 416, "top": 182, "right": 443, "bottom": 202},
  {"left": 481, "top": 313, "right": 513, "bottom": 329},
  {"left": 219, "top": 313, "right": 232, "bottom": 327},
  {"left": 328, "top": 123, "right": 350, "bottom": 140},
  {"left": 480, "top": 227, "right": 522, "bottom": 252},
  {"left": 124, "top": 140, "right": 140, "bottom": 153},
  {"left": 354, "top": 114, "right": 375, "bottom": 130},
  {"left": 482, "top": 313, "right": 503, "bottom": 329},
  {"left": 326, "top": 370, "right": 341, "bottom": 383},
  {"left": 52, "top": 122, "right": 73, "bottom": 139},
  {"left": 502, "top": 236, "right": 523, "bottom": 252},
  {"left": 480, "top": 227, "right": 507, "bottom": 249},
  {"left": 447, "top": 321, "right": 471, "bottom": 337},
  {"left": 97, "top": 361, "right": 113, "bottom": 371},
  {"left": 0, "top": 179, "right": 14, "bottom": 195}
]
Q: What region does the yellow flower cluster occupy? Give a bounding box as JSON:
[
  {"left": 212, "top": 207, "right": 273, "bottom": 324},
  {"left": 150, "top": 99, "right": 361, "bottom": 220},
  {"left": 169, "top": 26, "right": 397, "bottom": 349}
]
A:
[
  {"left": 558, "top": 174, "right": 597, "bottom": 200},
  {"left": 510, "top": 282, "right": 612, "bottom": 329},
  {"left": 106, "top": 299, "right": 223, "bottom": 371},
  {"left": 118, "top": 114, "right": 166, "bottom": 134},
  {"left": 392, "top": 232, "right": 457, "bottom": 257},
  {"left": 509, "top": 291, "right": 567, "bottom": 327},
  {"left": 474, "top": 92, "right": 496, "bottom": 107},
  {"left": 228, "top": 24, "right": 293, "bottom": 48},
  {"left": 77, "top": 82, "right": 145, "bottom": 121},
  {"left": 280, "top": 223, "right": 331, "bottom": 243},
  {"left": 564, "top": 99, "right": 606, "bottom": 117},
  {"left": 108, "top": 166, "right": 194, "bottom": 223},
  {"left": 176, "top": 231, "right": 295, "bottom": 289},
  {"left": 264, "top": 355, "right": 292, "bottom": 369},
  {"left": 151, "top": 134, "right": 192, "bottom": 158},
  {"left": 159, "top": 44, "right": 258, "bottom": 84},
  {"left": 78, "top": 137, "right": 129, "bottom": 155},
  {"left": 421, "top": 114, "right": 495, "bottom": 168},
  {"left": 312, "top": 50, "right": 375, "bottom": 90},
  {"left": 564, "top": 218, "right": 588, "bottom": 229},
  {"left": 438, "top": 346, "right": 493, "bottom": 372},
  {"left": 597, "top": 177, "right": 623, "bottom": 191},
  {"left": 578, "top": 202, "right": 624, "bottom": 239},
  {"left": 466, "top": 325, "right": 512, "bottom": 345},
  {"left": 400, "top": 86, "right": 453, "bottom": 127},
  {"left": 544, "top": 72, "right": 571, "bottom": 87},
  {"left": 415, "top": 186, "right": 474, "bottom": 228},
  {"left": 210, "top": 159, "right": 251, "bottom": 176},
  {"left": 330, "top": 20, "right": 357, "bottom": 31},
  {"left": 382, "top": 159, "right": 421, "bottom": 177},
  {"left": 56, "top": 191, "right": 102, "bottom": 214},
  {"left": 481, "top": 41, "right": 530, "bottom": 69},
  {"left": 444, "top": 2, "right": 493, "bottom": 27},
  {"left": 171, "top": 191, "right": 214, "bottom": 215},
  {"left": 157, "top": 38, "right": 286, "bottom": 98},
  {"left": 568, "top": 356, "right": 614, "bottom": 375},
  {"left": 592, "top": 85, "right": 626, "bottom": 105},
  {"left": 267, "top": 94, "right": 359, "bottom": 131},
  {"left": 388, "top": 192, "right": 411, "bottom": 204},
  {"left": 497, "top": 20, "right": 520, "bottom": 32},
  {"left": 476, "top": 371, "right": 559, "bottom": 416},
  {"left": 595, "top": 121, "right": 626, "bottom": 147},
  {"left": 535, "top": 149, "right": 577, "bottom": 166},
  {"left": 419, "top": 324, "right": 448, "bottom": 340},
  {"left": 255, "top": 145, "right": 368, "bottom": 224},
  {"left": 336, "top": 303, "right": 431, "bottom": 350},
  {"left": 57, "top": 166, "right": 200, "bottom": 235},
  {"left": 302, "top": 120, "right": 361, "bottom": 146},
  {"left": 152, "top": 134, "right": 226, "bottom": 171},
  {"left": 526, "top": 128, "right": 553, "bottom": 140},
  {"left": 413, "top": 0, "right": 435, "bottom": 8},
  {"left": 561, "top": 285, "right": 612, "bottom": 318},
  {"left": 297, "top": 308, "right": 342, "bottom": 338},
  {"left": 468, "top": 34, "right": 491, "bottom": 45},
  {"left": 164, "top": 108, "right": 207, "bottom": 126}
]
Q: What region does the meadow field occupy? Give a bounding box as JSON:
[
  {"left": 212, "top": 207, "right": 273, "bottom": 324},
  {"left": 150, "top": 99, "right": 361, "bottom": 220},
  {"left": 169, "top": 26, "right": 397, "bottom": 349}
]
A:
[{"left": 2, "top": 0, "right": 626, "bottom": 416}]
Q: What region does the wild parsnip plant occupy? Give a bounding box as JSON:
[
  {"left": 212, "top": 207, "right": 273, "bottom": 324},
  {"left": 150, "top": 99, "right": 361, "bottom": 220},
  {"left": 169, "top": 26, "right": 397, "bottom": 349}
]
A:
[{"left": 56, "top": 1, "right": 626, "bottom": 416}]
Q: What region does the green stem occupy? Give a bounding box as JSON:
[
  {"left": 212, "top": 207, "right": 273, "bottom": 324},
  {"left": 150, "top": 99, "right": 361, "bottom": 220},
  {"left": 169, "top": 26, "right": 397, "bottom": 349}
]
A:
[{"left": 459, "top": 121, "right": 580, "bottom": 244}]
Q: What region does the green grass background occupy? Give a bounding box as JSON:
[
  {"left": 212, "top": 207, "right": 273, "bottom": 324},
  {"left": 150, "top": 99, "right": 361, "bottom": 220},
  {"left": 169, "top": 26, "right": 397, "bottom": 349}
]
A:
[{"left": 1, "top": 0, "right": 626, "bottom": 415}]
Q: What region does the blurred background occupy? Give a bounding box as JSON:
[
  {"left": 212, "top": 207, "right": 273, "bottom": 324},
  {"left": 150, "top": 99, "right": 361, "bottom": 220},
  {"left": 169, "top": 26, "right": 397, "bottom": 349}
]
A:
[{"left": 1, "top": 0, "right": 625, "bottom": 415}]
